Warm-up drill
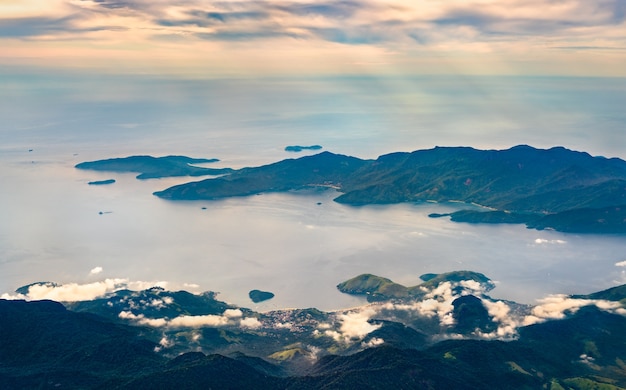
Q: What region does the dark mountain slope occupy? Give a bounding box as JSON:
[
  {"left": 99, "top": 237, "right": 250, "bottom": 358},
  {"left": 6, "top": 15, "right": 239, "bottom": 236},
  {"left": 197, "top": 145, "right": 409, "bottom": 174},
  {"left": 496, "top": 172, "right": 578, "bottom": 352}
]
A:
[
  {"left": 0, "top": 299, "right": 163, "bottom": 389},
  {"left": 296, "top": 307, "right": 626, "bottom": 389},
  {"left": 119, "top": 353, "right": 285, "bottom": 390},
  {"left": 3, "top": 292, "right": 626, "bottom": 389}
]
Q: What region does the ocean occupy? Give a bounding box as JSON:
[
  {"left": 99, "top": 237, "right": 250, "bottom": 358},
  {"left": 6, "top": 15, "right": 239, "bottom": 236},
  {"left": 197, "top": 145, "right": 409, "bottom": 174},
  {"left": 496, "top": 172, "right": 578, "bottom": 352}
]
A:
[{"left": 1, "top": 73, "right": 626, "bottom": 310}]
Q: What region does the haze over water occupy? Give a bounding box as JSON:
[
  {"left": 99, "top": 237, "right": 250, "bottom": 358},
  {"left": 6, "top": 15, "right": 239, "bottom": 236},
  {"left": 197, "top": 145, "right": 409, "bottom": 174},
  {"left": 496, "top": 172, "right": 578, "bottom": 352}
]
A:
[{"left": 1, "top": 75, "right": 626, "bottom": 311}]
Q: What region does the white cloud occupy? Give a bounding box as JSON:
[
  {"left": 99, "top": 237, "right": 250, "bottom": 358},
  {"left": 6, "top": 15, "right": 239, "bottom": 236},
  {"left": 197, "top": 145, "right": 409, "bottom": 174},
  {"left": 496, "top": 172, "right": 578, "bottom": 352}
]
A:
[
  {"left": 240, "top": 317, "right": 262, "bottom": 329},
  {"left": 0, "top": 278, "right": 170, "bottom": 302},
  {"left": 534, "top": 238, "right": 567, "bottom": 245},
  {"left": 481, "top": 299, "right": 520, "bottom": 338},
  {"left": 274, "top": 322, "right": 293, "bottom": 330},
  {"left": 459, "top": 280, "right": 487, "bottom": 294},
  {"left": 615, "top": 260, "right": 626, "bottom": 267},
  {"left": 323, "top": 329, "right": 343, "bottom": 342},
  {"left": 223, "top": 309, "right": 243, "bottom": 318},
  {"left": 523, "top": 295, "right": 624, "bottom": 325},
  {"left": 362, "top": 337, "right": 384, "bottom": 348},
  {"left": 169, "top": 314, "right": 230, "bottom": 328},
  {"left": 336, "top": 308, "right": 382, "bottom": 341},
  {"left": 89, "top": 266, "right": 103, "bottom": 275},
  {"left": 118, "top": 308, "right": 263, "bottom": 330},
  {"left": 159, "top": 336, "right": 174, "bottom": 348},
  {"left": 25, "top": 279, "right": 127, "bottom": 301},
  {"left": 118, "top": 311, "right": 168, "bottom": 327},
  {"left": 321, "top": 308, "right": 382, "bottom": 343}
]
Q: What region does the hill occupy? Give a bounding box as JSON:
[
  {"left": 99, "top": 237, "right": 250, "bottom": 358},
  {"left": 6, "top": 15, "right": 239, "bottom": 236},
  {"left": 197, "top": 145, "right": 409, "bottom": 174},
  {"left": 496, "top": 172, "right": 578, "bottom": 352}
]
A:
[
  {"left": 4, "top": 298, "right": 626, "bottom": 389},
  {"left": 153, "top": 146, "right": 626, "bottom": 233},
  {"left": 154, "top": 151, "right": 368, "bottom": 199}
]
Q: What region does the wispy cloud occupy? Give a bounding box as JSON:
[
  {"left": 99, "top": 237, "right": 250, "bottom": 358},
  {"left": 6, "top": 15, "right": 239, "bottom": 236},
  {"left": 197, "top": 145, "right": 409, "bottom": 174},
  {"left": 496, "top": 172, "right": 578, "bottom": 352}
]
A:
[
  {"left": 1, "top": 0, "right": 624, "bottom": 75},
  {"left": 118, "top": 307, "right": 263, "bottom": 330}
]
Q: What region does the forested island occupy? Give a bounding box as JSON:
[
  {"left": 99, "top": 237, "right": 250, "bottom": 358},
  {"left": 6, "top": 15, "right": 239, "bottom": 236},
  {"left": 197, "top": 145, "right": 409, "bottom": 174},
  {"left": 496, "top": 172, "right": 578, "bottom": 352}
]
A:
[
  {"left": 151, "top": 145, "right": 626, "bottom": 233},
  {"left": 76, "top": 155, "right": 233, "bottom": 179}
]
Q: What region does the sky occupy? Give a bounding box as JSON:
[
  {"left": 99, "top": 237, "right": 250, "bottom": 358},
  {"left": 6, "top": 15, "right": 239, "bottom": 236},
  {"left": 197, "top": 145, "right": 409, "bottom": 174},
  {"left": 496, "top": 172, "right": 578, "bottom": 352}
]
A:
[{"left": 1, "top": 0, "right": 626, "bottom": 77}]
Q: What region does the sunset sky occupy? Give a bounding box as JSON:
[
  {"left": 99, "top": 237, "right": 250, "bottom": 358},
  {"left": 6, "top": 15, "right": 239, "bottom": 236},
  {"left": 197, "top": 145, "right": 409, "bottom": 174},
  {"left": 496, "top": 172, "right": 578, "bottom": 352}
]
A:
[{"left": 1, "top": 0, "right": 625, "bottom": 77}]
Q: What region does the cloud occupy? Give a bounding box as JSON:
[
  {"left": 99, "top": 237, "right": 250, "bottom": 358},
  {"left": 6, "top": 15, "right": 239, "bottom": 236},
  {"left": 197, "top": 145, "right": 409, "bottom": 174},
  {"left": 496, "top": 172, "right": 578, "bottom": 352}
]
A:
[
  {"left": 522, "top": 295, "right": 626, "bottom": 325},
  {"left": 1, "top": 0, "right": 625, "bottom": 75},
  {"left": 339, "top": 308, "right": 381, "bottom": 339},
  {"left": 0, "top": 16, "right": 77, "bottom": 38},
  {"left": 378, "top": 279, "right": 497, "bottom": 328},
  {"left": 362, "top": 337, "right": 384, "bottom": 348},
  {"left": 90, "top": 266, "right": 103, "bottom": 275},
  {"left": 481, "top": 299, "right": 520, "bottom": 338},
  {"left": 2, "top": 0, "right": 624, "bottom": 47},
  {"left": 223, "top": 309, "right": 243, "bottom": 318},
  {"left": 323, "top": 307, "right": 382, "bottom": 343},
  {"left": 534, "top": 238, "right": 567, "bottom": 245},
  {"left": 119, "top": 311, "right": 168, "bottom": 327},
  {"left": 240, "top": 317, "right": 262, "bottom": 329},
  {"left": 168, "top": 314, "right": 230, "bottom": 328},
  {"left": 2, "top": 279, "right": 167, "bottom": 302},
  {"left": 615, "top": 260, "right": 626, "bottom": 267},
  {"left": 0, "top": 278, "right": 169, "bottom": 302},
  {"left": 118, "top": 307, "right": 263, "bottom": 330}
]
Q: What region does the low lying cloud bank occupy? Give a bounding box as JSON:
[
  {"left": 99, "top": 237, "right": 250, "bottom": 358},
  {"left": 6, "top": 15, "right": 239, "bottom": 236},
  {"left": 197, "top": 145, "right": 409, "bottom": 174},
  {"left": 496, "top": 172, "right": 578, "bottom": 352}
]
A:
[
  {"left": 1, "top": 278, "right": 169, "bottom": 302},
  {"left": 4, "top": 273, "right": 626, "bottom": 347},
  {"left": 118, "top": 307, "right": 262, "bottom": 330},
  {"left": 522, "top": 295, "right": 626, "bottom": 326}
]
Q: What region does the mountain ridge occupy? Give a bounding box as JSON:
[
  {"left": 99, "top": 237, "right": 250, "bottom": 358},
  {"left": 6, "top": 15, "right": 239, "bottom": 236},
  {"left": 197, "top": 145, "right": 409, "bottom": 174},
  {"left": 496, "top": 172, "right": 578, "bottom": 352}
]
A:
[{"left": 153, "top": 145, "right": 626, "bottom": 233}]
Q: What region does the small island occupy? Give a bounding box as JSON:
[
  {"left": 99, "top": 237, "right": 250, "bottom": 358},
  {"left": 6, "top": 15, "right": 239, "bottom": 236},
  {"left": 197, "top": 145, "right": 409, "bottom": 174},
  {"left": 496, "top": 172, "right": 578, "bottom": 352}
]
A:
[
  {"left": 284, "top": 145, "right": 323, "bottom": 152},
  {"left": 249, "top": 289, "right": 275, "bottom": 303},
  {"left": 88, "top": 179, "right": 116, "bottom": 185},
  {"left": 76, "top": 155, "right": 233, "bottom": 179}
]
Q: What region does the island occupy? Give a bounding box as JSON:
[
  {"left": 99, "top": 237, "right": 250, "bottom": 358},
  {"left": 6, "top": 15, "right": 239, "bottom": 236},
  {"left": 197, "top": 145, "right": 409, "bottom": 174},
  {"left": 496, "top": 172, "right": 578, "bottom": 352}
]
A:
[
  {"left": 88, "top": 179, "right": 116, "bottom": 185},
  {"left": 76, "top": 155, "right": 233, "bottom": 179},
  {"left": 153, "top": 145, "right": 626, "bottom": 233},
  {"left": 284, "top": 145, "right": 323, "bottom": 152},
  {"left": 248, "top": 289, "right": 275, "bottom": 303},
  {"left": 337, "top": 271, "right": 495, "bottom": 302}
]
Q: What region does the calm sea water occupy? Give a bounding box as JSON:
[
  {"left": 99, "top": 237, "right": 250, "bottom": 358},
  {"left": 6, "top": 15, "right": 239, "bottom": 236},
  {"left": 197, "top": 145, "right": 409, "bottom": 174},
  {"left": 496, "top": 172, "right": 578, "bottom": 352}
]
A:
[{"left": 1, "top": 74, "right": 625, "bottom": 310}]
